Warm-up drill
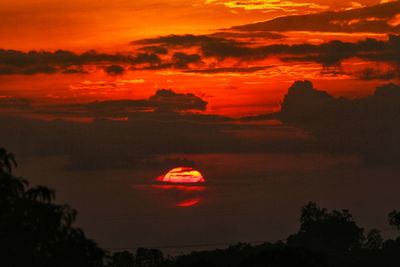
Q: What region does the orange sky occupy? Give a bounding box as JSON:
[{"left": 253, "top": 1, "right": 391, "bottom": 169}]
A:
[
  {"left": 0, "top": 0, "right": 383, "bottom": 50},
  {"left": 0, "top": 0, "right": 399, "bottom": 118}
]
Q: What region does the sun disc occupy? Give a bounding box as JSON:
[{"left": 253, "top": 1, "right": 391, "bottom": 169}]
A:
[{"left": 158, "top": 167, "right": 205, "bottom": 183}]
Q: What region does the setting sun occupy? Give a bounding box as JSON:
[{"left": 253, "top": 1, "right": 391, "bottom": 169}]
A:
[
  {"left": 157, "top": 167, "right": 205, "bottom": 184},
  {"left": 2, "top": 0, "right": 400, "bottom": 264}
]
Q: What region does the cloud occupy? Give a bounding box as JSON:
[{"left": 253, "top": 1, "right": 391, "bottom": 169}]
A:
[
  {"left": 4, "top": 80, "right": 400, "bottom": 170},
  {"left": 0, "top": 89, "right": 209, "bottom": 120},
  {"left": 0, "top": 89, "right": 225, "bottom": 170},
  {"left": 231, "top": 1, "right": 400, "bottom": 33},
  {"left": 279, "top": 80, "right": 340, "bottom": 123},
  {"left": 0, "top": 114, "right": 232, "bottom": 171},
  {"left": 131, "top": 53, "right": 162, "bottom": 66},
  {"left": 380, "top": 0, "right": 397, "bottom": 3},
  {"left": 133, "top": 34, "right": 400, "bottom": 74},
  {"left": 132, "top": 34, "right": 238, "bottom": 48},
  {"left": 208, "top": 31, "right": 285, "bottom": 39},
  {"left": 137, "top": 46, "right": 169, "bottom": 55},
  {"left": 0, "top": 97, "right": 31, "bottom": 109},
  {"left": 76, "top": 89, "right": 208, "bottom": 116},
  {"left": 148, "top": 89, "right": 207, "bottom": 111},
  {"left": 0, "top": 49, "right": 174, "bottom": 75},
  {"left": 355, "top": 67, "right": 400, "bottom": 80},
  {"left": 197, "top": 34, "right": 400, "bottom": 77},
  {"left": 183, "top": 66, "right": 269, "bottom": 74},
  {"left": 2, "top": 4, "right": 399, "bottom": 78},
  {"left": 2, "top": 33, "right": 399, "bottom": 78},
  {"left": 61, "top": 67, "right": 88, "bottom": 74},
  {"left": 206, "top": 0, "right": 328, "bottom": 14},
  {"left": 104, "top": 65, "right": 125, "bottom": 76},
  {"left": 279, "top": 80, "right": 400, "bottom": 164},
  {"left": 171, "top": 53, "right": 203, "bottom": 69},
  {"left": 0, "top": 48, "right": 202, "bottom": 74},
  {"left": 0, "top": 49, "right": 129, "bottom": 75}
]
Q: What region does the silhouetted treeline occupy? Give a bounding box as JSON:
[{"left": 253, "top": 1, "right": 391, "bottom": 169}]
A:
[
  {"left": 108, "top": 203, "right": 400, "bottom": 267},
  {"left": 0, "top": 148, "right": 105, "bottom": 267},
  {"left": 2, "top": 147, "right": 400, "bottom": 267}
]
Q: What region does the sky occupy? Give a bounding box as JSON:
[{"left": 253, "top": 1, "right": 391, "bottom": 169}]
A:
[
  {"left": 2, "top": 0, "right": 400, "bottom": 252},
  {"left": 1, "top": 0, "right": 399, "bottom": 117},
  {"left": 0, "top": 0, "right": 383, "bottom": 50}
]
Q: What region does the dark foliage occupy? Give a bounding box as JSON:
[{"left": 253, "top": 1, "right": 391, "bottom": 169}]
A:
[
  {"left": 0, "top": 148, "right": 106, "bottom": 267},
  {"left": 2, "top": 147, "right": 400, "bottom": 267},
  {"left": 287, "top": 202, "right": 364, "bottom": 253}
]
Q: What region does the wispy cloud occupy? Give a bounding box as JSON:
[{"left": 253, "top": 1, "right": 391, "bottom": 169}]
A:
[
  {"left": 231, "top": 1, "right": 400, "bottom": 33},
  {"left": 205, "top": 0, "right": 328, "bottom": 14}
]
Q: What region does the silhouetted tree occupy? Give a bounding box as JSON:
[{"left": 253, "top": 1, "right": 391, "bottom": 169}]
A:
[
  {"left": 239, "top": 246, "right": 328, "bottom": 267},
  {"left": 109, "top": 251, "right": 135, "bottom": 267},
  {"left": 135, "top": 248, "right": 164, "bottom": 267},
  {"left": 0, "top": 147, "right": 17, "bottom": 174},
  {"left": 388, "top": 210, "right": 400, "bottom": 230},
  {"left": 364, "top": 229, "right": 383, "bottom": 250},
  {"left": 287, "top": 202, "right": 364, "bottom": 254},
  {"left": 0, "top": 147, "right": 106, "bottom": 267}
]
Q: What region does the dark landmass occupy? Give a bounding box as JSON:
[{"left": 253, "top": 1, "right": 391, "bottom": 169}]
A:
[{"left": 2, "top": 147, "right": 400, "bottom": 267}]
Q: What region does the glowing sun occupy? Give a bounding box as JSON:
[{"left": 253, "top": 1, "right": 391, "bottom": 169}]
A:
[{"left": 157, "top": 167, "right": 205, "bottom": 184}]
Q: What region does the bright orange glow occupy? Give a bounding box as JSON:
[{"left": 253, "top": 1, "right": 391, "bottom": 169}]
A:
[
  {"left": 153, "top": 168, "right": 206, "bottom": 207},
  {"left": 176, "top": 199, "right": 200, "bottom": 207},
  {"left": 152, "top": 185, "right": 206, "bottom": 192},
  {"left": 0, "top": 0, "right": 394, "bottom": 119},
  {"left": 157, "top": 167, "right": 205, "bottom": 184}
]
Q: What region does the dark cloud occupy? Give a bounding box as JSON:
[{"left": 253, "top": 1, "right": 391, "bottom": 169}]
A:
[
  {"left": 80, "top": 89, "right": 208, "bottom": 117},
  {"left": 0, "top": 103, "right": 308, "bottom": 171},
  {"left": 200, "top": 40, "right": 255, "bottom": 60},
  {"left": 148, "top": 89, "right": 207, "bottom": 111},
  {"left": 1, "top": 20, "right": 398, "bottom": 77},
  {"left": 131, "top": 32, "right": 400, "bottom": 75},
  {"left": 0, "top": 89, "right": 209, "bottom": 119},
  {"left": 279, "top": 80, "right": 341, "bottom": 124},
  {"left": 356, "top": 67, "right": 400, "bottom": 80},
  {"left": 131, "top": 53, "right": 161, "bottom": 66},
  {"left": 104, "top": 64, "right": 125, "bottom": 76},
  {"left": 183, "top": 66, "right": 269, "bottom": 74},
  {"left": 84, "top": 99, "right": 149, "bottom": 117},
  {"left": 232, "top": 1, "right": 400, "bottom": 33},
  {"left": 137, "top": 45, "right": 169, "bottom": 55},
  {"left": 0, "top": 49, "right": 176, "bottom": 75},
  {"left": 198, "top": 34, "right": 400, "bottom": 76},
  {"left": 131, "top": 51, "right": 203, "bottom": 70},
  {"left": 171, "top": 52, "right": 202, "bottom": 69},
  {"left": 0, "top": 65, "right": 57, "bottom": 75},
  {"left": 279, "top": 80, "right": 400, "bottom": 164},
  {"left": 0, "top": 107, "right": 241, "bottom": 171},
  {"left": 134, "top": 33, "right": 400, "bottom": 74},
  {"left": 0, "top": 88, "right": 247, "bottom": 171},
  {"left": 4, "top": 80, "right": 400, "bottom": 171},
  {"left": 61, "top": 67, "right": 88, "bottom": 74},
  {"left": 209, "top": 31, "right": 285, "bottom": 39},
  {"left": 132, "top": 34, "right": 240, "bottom": 48},
  {"left": 0, "top": 97, "right": 31, "bottom": 109},
  {"left": 0, "top": 49, "right": 129, "bottom": 75}
]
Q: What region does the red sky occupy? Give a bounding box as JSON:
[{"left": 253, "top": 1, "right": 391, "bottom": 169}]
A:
[
  {"left": 2, "top": 0, "right": 400, "bottom": 249},
  {"left": 0, "top": 0, "right": 399, "bottom": 117}
]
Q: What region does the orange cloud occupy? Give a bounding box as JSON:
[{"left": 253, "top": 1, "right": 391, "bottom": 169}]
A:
[{"left": 205, "top": 0, "right": 329, "bottom": 14}]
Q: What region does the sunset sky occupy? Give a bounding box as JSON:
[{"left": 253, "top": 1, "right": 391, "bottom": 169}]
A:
[
  {"left": 1, "top": 0, "right": 399, "bottom": 117},
  {"left": 2, "top": 0, "right": 400, "bottom": 251}
]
